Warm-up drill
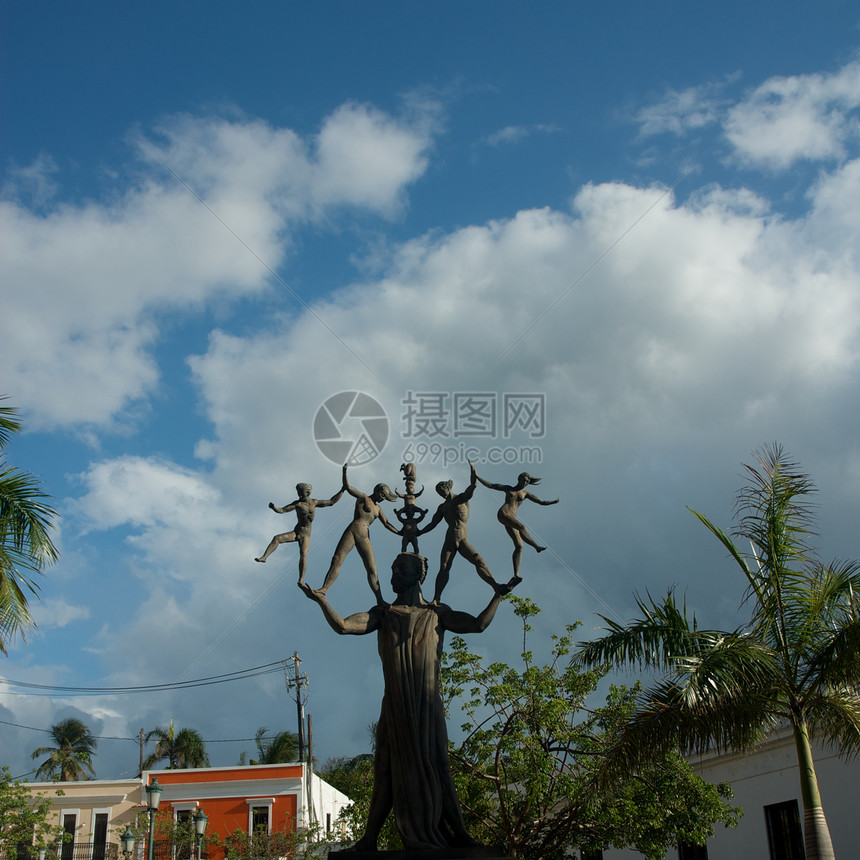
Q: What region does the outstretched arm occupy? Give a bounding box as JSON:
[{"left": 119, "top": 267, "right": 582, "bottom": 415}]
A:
[
  {"left": 469, "top": 460, "right": 505, "bottom": 492},
  {"left": 269, "top": 500, "right": 298, "bottom": 514},
  {"left": 317, "top": 488, "right": 345, "bottom": 507},
  {"left": 299, "top": 583, "right": 380, "bottom": 635},
  {"left": 417, "top": 504, "right": 445, "bottom": 536},
  {"left": 438, "top": 591, "right": 507, "bottom": 634},
  {"left": 341, "top": 465, "right": 365, "bottom": 500},
  {"left": 379, "top": 512, "right": 401, "bottom": 535},
  {"left": 525, "top": 492, "right": 560, "bottom": 505}
]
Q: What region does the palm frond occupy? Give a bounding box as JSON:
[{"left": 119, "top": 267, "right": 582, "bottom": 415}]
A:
[
  {"left": 574, "top": 590, "right": 699, "bottom": 671},
  {"left": 734, "top": 443, "right": 816, "bottom": 574},
  {"left": 0, "top": 398, "right": 22, "bottom": 449},
  {"left": 803, "top": 686, "right": 860, "bottom": 760},
  {"left": 671, "top": 630, "right": 781, "bottom": 706},
  {"left": 0, "top": 465, "right": 60, "bottom": 569},
  {"left": 800, "top": 563, "right": 860, "bottom": 691},
  {"left": 595, "top": 676, "right": 777, "bottom": 782}
]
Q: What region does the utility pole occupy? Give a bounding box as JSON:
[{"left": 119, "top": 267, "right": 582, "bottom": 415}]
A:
[
  {"left": 138, "top": 728, "right": 145, "bottom": 776},
  {"left": 285, "top": 652, "right": 309, "bottom": 761}
]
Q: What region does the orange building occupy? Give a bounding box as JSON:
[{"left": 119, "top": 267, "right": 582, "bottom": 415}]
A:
[{"left": 142, "top": 764, "right": 349, "bottom": 859}]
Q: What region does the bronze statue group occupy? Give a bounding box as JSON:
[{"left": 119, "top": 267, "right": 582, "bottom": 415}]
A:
[
  {"left": 255, "top": 460, "right": 558, "bottom": 606},
  {"left": 254, "top": 461, "right": 558, "bottom": 853}
]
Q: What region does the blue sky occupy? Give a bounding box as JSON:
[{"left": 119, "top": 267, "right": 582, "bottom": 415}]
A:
[{"left": 2, "top": 1, "right": 860, "bottom": 782}]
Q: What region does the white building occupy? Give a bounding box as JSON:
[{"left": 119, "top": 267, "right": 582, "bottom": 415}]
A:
[{"left": 601, "top": 728, "right": 858, "bottom": 860}]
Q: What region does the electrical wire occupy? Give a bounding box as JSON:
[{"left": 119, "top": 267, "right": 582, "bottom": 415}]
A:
[{"left": 0, "top": 660, "right": 285, "bottom": 696}]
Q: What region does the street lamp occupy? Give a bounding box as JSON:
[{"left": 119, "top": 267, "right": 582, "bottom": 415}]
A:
[
  {"left": 193, "top": 809, "right": 208, "bottom": 860},
  {"left": 120, "top": 826, "right": 136, "bottom": 860},
  {"left": 144, "top": 778, "right": 163, "bottom": 860}
]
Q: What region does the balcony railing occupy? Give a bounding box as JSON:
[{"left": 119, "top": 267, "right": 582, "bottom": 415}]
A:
[
  {"left": 6, "top": 845, "right": 119, "bottom": 860},
  {"left": 3, "top": 841, "right": 205, "bottom": 860}
]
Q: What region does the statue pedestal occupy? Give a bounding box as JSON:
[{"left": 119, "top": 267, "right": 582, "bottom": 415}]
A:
[{"left": 329, "top": 847, "right": 509, "bottom": 860}]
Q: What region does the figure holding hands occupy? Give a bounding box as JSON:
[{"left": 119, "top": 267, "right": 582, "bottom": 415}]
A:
[
  {"left": 471, "top": 462, "right": 559, "bottom": 580},
  {"left": 419, "top": 462, "right": 507, "bottom": 603},
  {"left": 316, "top": 464, "right": 398, "bottom": 605},
  {"left": 255, "top": 482, "right": 343, "bottom": 584}
]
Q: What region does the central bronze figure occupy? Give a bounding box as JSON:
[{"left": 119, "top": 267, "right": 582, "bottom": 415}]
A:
[{"left": 301, "top": 551, "right": 513, "bottom": 851}]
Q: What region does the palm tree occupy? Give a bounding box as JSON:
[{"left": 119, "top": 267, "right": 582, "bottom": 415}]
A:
[
  {"left": 250, "top": 727, "right": 299, "bottom": 764},
  {"left": 575, "top": 444, "right": 860, "bottom": 860},
  {"left": 0, "top": 398, "right": 59, "bottom": 654},
  {"left": 32, "top": 717, "right": 97, "bottom": 781},
  {"left": 144, "top": 721, "right": 210, "bottom": 769}
]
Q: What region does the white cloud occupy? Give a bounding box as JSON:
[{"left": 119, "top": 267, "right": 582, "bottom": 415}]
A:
[
  {"left": 1, "top": 102, "right": 438, "bottom": 432},
  {"left": 725, "top": 61, "right": 860, "bottom": 168},
  {"left": 7, "top": 79, "right": 860, "bottom": 781},
  {"left": 635, "top": 83, "right": 726, "bottom": 137},
  {"left": 55, "top": 158, "right": 860, "bottom": 778},
  {"left": 482, "top": 124, "right": 559, "bottom": 148},
  {"left": 311, "top": 102, "right": 436, "bottom": 214},
  {"left": 30, "top": 598, "right": 90, "bottom": 630},
  {"left": 1, "top": 154, "right": 59, "bottom": 207}
]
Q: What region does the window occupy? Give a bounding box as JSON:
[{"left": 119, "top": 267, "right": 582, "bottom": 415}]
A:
[
  {"left": 764, "top": 800, "right": 805, "bottom": 860},
  {"left": 173, "top": 808, "right": 196, "bottom": 860},
  {"left": 246, "top": 799, "right": 274, "bottom": 836},
  {"left": 678, "top": 842, "right": 709, "bottom": 860},
  {"left": 251, "top": 807, "right": 269, "bottom": 833},
  {"left": 326, "top": 813, "right": 331, "bottom": 835},
  {"left": 61, "top": 813, "right": 78, "bottom": 860},
  {"left": 15, "top": 831, "right": 33, "bottom": 860},
  {"left": 92, "top": 813, "right": 109, "bottom": 860}
]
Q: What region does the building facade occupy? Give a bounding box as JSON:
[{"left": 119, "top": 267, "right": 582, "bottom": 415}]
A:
[{"left": 21, "top": 765, "right": 349, "bottom": 860}]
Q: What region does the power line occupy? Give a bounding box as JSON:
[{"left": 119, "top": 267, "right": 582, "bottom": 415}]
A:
[{"left": 0, "top": 660, "right": 285, "bottom": 696}]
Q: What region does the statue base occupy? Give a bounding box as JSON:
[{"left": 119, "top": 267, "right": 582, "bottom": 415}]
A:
[{"left": 329, "top": 847, "right": 509, "bottom": 860}]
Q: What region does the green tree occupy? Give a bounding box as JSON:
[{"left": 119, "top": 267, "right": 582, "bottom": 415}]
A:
[
  {"left": 210, "top": 823, "right": 323, "bottom": 860},
  {"left": 442, "top": 596, "right": 738, "bottom": 860},
  {"left": 0, "top": 766, "right": 66, "bottom": 854},
  {"left": 249, "top": 728, "right": 299, "bottom": 765},
  {"left": 0, "top": 398, "right": 60, "bottom": 654},
  {"left": 144, "top": 722, "right": 209, "bottom": 769},
  {"left": 575, "top": 444, "right": 860, "bottom": 860},
  {"left": 31, "top": 717, "right": 97, "bottom": 781}
]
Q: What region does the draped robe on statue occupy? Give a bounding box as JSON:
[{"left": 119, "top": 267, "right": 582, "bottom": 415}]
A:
[{"left": 372, "top": 602, "right": 473, "bottom": 849}]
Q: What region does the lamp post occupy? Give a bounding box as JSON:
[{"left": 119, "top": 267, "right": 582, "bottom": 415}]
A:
[
  {"left": 193, "top": 809, "right": 208, "bottom": 860},
  {"left": 120, "top": 826, "right": 136, "bottom": 860},
  {"left": 144, "top": 778, "right": 163, "bottom": 860}
]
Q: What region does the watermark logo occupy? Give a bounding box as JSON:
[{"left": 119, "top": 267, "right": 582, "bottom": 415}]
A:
[
  {"left": 400, "top": 391, "right": 545, "bottom": 468},
  {"left": 313, "top": 391, "right": 389, "bottom": 466},
  {"left": 313, "top": 390, "right": 546, "bottom": 469}
]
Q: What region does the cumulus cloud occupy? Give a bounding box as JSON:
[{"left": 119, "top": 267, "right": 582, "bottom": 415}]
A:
[
  {"left": 1, "top": 101, "right": 438, "bottom": 431},
  {"left": 726, "top": 61, "right": 860, "bottom": 168},
  {"left": 633, "top": 61, "right": 860, "bottom": 170},
  {"left": 55, "top": 156, "right": 860, "bottom": 777},
  {"left": 6, "top": 74, "right": 860, "bottom": 779}
]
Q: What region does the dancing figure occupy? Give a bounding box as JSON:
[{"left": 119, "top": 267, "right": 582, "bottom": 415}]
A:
[
  {"left": 316, "top": 464, "right": 397, "bottom": 605},
  {"left": 472, "top": 463, "right": 559, "bottom": 579},
  {"left": 255, "top": 483, "right": 343, "bottom": 583},
  {"left": 420, "top": 462, "right": 506, "bottom": 602}
]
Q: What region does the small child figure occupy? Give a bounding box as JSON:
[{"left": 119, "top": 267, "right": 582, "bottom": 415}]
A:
[{"left": 391, "top": 503, "right": 429, "bottom": 553}]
